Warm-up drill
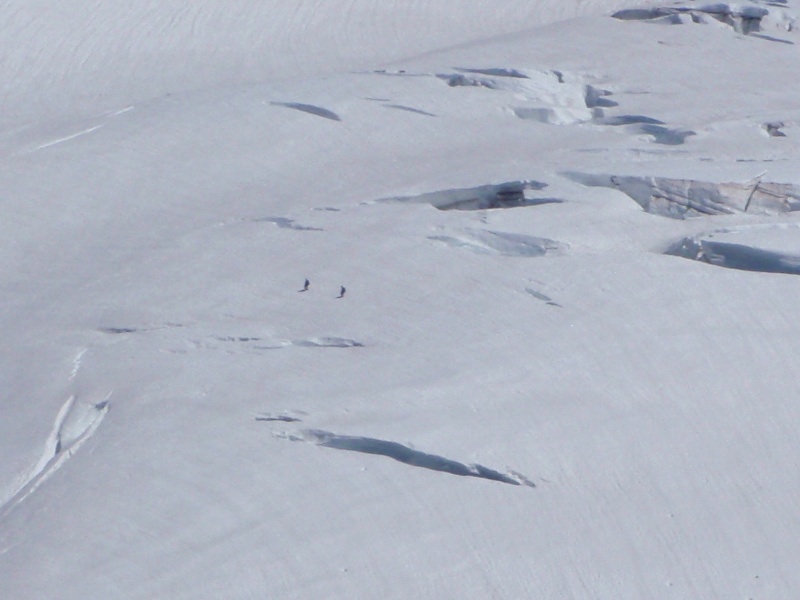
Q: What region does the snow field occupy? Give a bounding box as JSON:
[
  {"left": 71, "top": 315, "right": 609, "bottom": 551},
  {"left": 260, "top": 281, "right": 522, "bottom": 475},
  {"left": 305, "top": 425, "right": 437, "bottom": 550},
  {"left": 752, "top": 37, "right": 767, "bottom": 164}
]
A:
[{"left": 3, "top": 0, "right": 800, "bottom": 598}]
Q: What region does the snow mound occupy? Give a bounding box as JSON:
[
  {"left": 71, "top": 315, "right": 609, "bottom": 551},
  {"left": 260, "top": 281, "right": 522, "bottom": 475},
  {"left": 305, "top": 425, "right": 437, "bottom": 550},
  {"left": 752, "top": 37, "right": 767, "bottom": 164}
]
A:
[{"left": 439, "top": 69, "right": 606, "bottom": 124}]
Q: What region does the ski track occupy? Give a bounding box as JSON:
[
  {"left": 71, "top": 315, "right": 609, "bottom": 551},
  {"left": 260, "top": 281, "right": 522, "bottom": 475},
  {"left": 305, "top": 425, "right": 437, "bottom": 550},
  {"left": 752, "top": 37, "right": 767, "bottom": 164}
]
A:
[
  {"left": 32, "top": 124, "right": 104, "bottom": 151},
  {"left": 69, "top": 348, "right": 88, "bottom": 382},
  {"left": 173, "top": 335, "right": 365, "bottom": 353}
]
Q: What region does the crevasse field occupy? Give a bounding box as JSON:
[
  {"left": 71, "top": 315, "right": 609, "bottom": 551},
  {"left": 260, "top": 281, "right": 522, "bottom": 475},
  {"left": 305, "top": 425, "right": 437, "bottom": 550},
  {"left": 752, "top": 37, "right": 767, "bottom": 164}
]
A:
[{"left": 2, "top": 1, "right": 800, "bottom": 598}]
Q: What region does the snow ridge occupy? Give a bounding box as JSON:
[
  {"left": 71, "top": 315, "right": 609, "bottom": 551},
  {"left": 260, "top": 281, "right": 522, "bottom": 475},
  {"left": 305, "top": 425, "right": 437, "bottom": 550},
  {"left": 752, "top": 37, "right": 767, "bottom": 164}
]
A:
[{"left": 0, "top": 394, "right": 110, "bottom": 518}]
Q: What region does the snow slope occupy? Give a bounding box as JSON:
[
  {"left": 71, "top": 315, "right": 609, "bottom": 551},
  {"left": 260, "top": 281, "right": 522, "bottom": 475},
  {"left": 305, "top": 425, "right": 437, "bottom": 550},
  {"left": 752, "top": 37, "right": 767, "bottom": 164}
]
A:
[
  {"left": 0, "top": 0, "right": 640, "bottom": 125},
  {"left": 2, "top": 0, "right": 800, "bottom": 598}
]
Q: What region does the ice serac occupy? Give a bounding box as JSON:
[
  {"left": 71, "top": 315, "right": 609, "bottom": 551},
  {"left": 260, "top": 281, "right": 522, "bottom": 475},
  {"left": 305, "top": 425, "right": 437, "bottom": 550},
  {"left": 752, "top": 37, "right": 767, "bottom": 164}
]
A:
[
  {"left": 613, "top": 3, "right": 770, "bottom": 34},
  {"left": 566, "top": 172, "right": 800, "bottom": 219}
]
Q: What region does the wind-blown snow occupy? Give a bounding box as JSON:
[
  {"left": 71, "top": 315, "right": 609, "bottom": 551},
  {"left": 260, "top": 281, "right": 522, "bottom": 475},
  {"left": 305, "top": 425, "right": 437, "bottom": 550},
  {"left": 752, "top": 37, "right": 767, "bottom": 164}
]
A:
[{"left": 3, "top": 0, "right": 800, "bottom": 598}]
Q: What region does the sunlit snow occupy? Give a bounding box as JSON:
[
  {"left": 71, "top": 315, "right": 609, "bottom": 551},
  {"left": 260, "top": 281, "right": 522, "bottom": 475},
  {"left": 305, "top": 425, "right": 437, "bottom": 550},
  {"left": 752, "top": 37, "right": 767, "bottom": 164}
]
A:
[{"left": 2, "top": 1, "right": 800, "bottom": 598}]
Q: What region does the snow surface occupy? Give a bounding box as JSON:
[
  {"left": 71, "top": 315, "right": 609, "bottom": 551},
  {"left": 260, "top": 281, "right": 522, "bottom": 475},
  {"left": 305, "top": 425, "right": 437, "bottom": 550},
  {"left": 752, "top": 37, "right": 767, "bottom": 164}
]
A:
[{"left": 2, "top": 0, "right": 800, "bottom": 598}]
